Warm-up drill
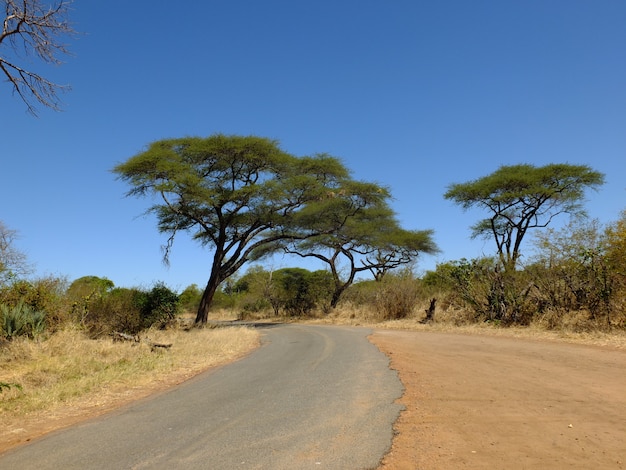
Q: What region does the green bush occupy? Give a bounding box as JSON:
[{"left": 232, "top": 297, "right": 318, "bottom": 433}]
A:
[
  {"left": 139, "top": 283, "right": 180, "bottom": 329},
  {"left": 179, "top": 284, "right": 202, "bottom": 313},
  {"left": 83, "top": 287, "right": 143, "bottom": 337},
  {"left": 1, "top": 302, "right": 46, "bottom": 339},
  {"left": 82, "top": 283, "right": 180, "bottom": 337}
]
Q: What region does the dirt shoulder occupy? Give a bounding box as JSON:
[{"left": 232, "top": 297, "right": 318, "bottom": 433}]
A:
[{"left": 370, "top": 329, "right": 626, "bottom": 470}]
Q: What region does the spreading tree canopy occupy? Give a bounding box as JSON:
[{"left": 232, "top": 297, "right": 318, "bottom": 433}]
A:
[
  {"left": 114, "top": 134, "right": 378, "bottom": 323},
  {"left": 444, "top": 163, "right": 604, "bottom": 271},
  {"left": 279, "top": 195, "right": 438, "bottom": 308}
]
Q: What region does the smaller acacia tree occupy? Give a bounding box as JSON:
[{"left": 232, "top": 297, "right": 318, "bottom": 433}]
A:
[
  {"left": 444, "top": 163, "right": 604, "bottom": 271},
  {"left": 282, "top": 198, "right": 438, "bottom": 309},
  {"left": 1, "top": 0, "right": 76, "bottom": 115}
]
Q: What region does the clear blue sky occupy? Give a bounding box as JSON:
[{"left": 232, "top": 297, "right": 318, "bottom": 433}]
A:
[{"left": 2, "top": 1, "right": 625, "bottom": 291}]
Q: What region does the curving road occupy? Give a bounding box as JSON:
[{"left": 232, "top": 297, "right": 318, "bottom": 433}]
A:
[{"left": 0, "top": 324, "right": 403, "bottom": 469}]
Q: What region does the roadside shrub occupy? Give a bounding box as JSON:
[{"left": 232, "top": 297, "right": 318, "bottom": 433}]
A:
[
  {"left": 439, "top": 258, "right": 537, "bottom": 325},
  {"left": 82, "top": 283, "right": 180, "bottom": 337},
  {"left": 0, "top": 276, "right": 70, "bottom": 330},
  {"left": 138, "top": 283, "right": 180, "bottom": 329},
  {"left": 375, "top": 273, "right": 420, "bottom": 320},
  {"left": 67, "top": 276, "right": 115, "bottom": 327},
  {"left": 84, "top": 287, "right": 143, "bottom": 337},
  {"left": 1, "top": 302, "right": 46, "bottom": 339},
  {"left": 340, "top": 273, "right": 427, "bottom": 322},
  {"left": 179, "top": 284, "right": 202, "bottom": 313}
]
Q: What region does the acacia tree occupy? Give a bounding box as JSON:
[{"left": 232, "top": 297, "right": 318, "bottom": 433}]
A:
[
  {"left": 1, "top": 0, "right": 75, "bottom": 115},
  {"left": 114, "top": 134, "right": 367, "bottom": 324},
  {"left": 282, "top": 199, "right": 438, "bottom": 308},
  {"left": 363, "top": 226, "right": 438, "bottom": 282},
  {"left": 444, "top": 163, "right": 604, "bottom": 271}
]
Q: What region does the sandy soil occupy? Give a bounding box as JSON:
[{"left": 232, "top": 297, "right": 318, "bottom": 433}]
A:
[{"left": 370, "top": 329, "right": 626, "bottom": 470}]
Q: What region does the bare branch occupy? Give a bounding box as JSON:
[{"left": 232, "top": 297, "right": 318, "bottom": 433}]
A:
[{"left": 1, "top": 0, "right": 76, "bottom": 115}]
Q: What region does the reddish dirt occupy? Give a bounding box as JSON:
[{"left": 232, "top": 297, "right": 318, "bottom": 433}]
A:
[{"left": 370, "top": 330, "right": 626, "bottom": 470}]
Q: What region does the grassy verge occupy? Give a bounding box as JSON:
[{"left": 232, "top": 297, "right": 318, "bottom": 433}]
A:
[
  {"left": 301, "top": 302, "right": 626, "bottom": 350},
  {"left": 0, "top": 323, "right": 259, "bottom": 451}
]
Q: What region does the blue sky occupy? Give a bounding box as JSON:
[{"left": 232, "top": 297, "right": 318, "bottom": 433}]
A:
[{"left": 2, "top": 1, "right": 625, "bottom": 291}]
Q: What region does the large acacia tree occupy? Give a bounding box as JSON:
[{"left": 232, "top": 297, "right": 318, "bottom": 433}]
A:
[
  {"left": 1, "top": 0, "right": 76, "bottom": 115},
  {"left": 114, "top": 134, "right": 372, "bottom": 324},
  {"left": 444, "top": 163, "right": 604, "bottom": 271}
]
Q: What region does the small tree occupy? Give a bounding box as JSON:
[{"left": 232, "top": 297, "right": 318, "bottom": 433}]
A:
[
  {"left": 283, "top": 199, "right": 437, "bottom": 308},
  {"left": 1, "top": 0, "right": 76, "bottom": 115},
  {"left": 444, "top": 163, "right": 604, "bottom": 271}
]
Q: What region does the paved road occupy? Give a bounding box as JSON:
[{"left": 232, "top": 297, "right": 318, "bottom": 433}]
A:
[{"left": 0, "top": 324, "right": 403, "bottom": 469}]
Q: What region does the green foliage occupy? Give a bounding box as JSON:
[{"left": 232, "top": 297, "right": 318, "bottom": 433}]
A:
[
  {"left": 265, "top": 268, "right": 333, "bottom": 316},
  {"left": 67, "top": 276, "right": 114, "bottom": 299},
  {"left": 67, "top": 276, "right": 115, "bottom": 326},
  {"left": 1, "top": 302, "right": 46, "bottom": 339},
  {"left": 284, "top": 197, "right": 438, "bottom": 308},
  {"left": 179, "top": 284, "right": 203, "bottom": 312},
  {"left": 0, "top": 382, "right": 23, "bottom": 394},
  {"left": 421, "top": 262, "right": 461, "bottom": 291},
  {"left": 113, "top": 134, "right": 388, "bottom": 323},
  {"left": 138, "top": 283, "right": 180, "bottom": 329},
  {"left": 227, "top": 266, "right": 333, "bottom": 317},
  {"left": 0, "top": 276, "right": 69, "bottom": 330},
  {"left": 84, "top": 287, "right": 143, "bottom": 337},
  {"left": 80, "top": 283, "right": 179, "bottom": 337},
  {"left": 445, "top": 163, "right": 605, "bottom": 270},
  {"left": 436, "top": 258, "right": 536, "bottom": 324},
  {"left": 306, "top": 270, "right": 335, "bottom": 313},
  {"left": 274, "top": 268, "right": 315, "bottom": 316},
  {"left": 530, "top": 218, "right": 622, "bottom": 328}
]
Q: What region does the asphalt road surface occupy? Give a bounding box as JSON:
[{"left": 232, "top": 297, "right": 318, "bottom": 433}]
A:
[{"left": 0, "top": 324, "right": 403, "bottom": 469}]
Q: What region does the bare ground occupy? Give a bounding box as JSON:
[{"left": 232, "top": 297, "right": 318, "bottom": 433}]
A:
[{"left": 370, "top": 329, "right": 626, "bottom": 470}]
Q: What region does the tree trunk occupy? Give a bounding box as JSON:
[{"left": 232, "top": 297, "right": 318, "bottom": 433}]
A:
[
  {"left": 420, "top": 298, "right": 437, "bottom": 323},
  {"left": 330, "top": 285, "right": 347, "bottom": 309},
  {"left": 195, "top": 278, "right": 219, "bottom": 324}
]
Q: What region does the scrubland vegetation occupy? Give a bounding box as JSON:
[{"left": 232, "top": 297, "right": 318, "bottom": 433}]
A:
[
  {"left": 1, "top": 140, "right": 624, "bottom": 436},
  {"left": 1, "top": 216, "right": 625, "bottom": 442}
]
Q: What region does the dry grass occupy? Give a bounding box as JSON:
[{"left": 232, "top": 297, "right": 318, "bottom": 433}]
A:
[
  {"left": 303, "top": 302, "right": 626, "bottom": 350},
  {"left": 0, "top": 323, "right": 259, "bottom": 449}
]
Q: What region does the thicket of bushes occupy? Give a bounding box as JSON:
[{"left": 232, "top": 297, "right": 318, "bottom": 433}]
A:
[
  {"left": 0, "top": 276, "right": 181, "bottom": 340},
  {"left": 210, "top": 215, "right": 626, "bottom": 331}
]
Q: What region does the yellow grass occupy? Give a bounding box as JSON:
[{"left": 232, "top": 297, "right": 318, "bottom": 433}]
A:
[
  {"left": 303, "top": 302, "right": 626, "bottom": 350},
  {"left": 0, "top": 324, "right": 259, "bottom": 447}
]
